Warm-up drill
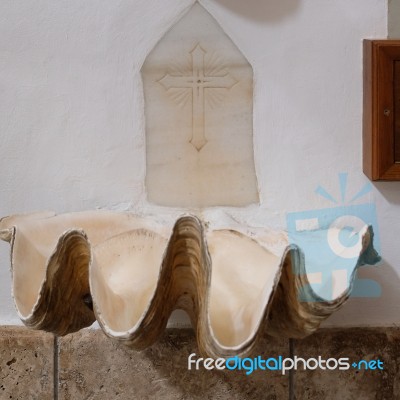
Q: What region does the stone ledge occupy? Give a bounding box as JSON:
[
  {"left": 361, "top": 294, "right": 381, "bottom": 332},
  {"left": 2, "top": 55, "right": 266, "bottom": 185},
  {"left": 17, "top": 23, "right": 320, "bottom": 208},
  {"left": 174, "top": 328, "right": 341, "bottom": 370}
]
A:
[
  {"left": 58, "top": 329, "right": 288, "bottom": 400},
  {"left": 294, "top": 328, "right": 400, "bottom": 400},
  {"left": 0, "top": 326, "right": 54, "bottom": 400},
  {"left": 1, "top": 326, "right": 399, "bottom": 400}
]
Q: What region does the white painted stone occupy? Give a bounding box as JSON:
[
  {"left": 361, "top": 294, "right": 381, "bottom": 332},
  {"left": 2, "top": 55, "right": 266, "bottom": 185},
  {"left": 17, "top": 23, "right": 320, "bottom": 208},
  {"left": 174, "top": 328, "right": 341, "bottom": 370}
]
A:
[{"left": 142, "top": 3, "right": 259, "bottom": 208}]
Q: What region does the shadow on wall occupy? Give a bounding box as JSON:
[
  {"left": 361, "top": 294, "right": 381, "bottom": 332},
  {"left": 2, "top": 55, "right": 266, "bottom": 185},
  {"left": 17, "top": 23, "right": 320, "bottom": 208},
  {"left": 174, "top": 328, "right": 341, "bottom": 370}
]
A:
[
  {"left": 373, "top": 182, "right": 400, "bottom": 206},
  {"left": 323, "top": 260, "right": 400, "bottom": 326},
  {"left": 211, "top": 0, "right": 301, "bottom": 23}
]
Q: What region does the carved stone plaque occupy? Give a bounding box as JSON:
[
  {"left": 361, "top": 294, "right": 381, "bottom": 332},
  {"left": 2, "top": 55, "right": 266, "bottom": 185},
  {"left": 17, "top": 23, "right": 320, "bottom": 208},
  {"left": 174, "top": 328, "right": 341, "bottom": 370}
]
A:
[{"left": 142, "top": 3, "right": 259, "bottom": 207}]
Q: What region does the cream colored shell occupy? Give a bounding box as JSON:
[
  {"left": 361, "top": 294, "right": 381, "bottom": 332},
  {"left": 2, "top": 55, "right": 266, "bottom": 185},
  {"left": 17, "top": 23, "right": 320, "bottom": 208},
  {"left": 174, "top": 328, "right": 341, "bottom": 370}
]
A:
[{"left": 0, "top": 211, "right": 379, "bottom": 359}]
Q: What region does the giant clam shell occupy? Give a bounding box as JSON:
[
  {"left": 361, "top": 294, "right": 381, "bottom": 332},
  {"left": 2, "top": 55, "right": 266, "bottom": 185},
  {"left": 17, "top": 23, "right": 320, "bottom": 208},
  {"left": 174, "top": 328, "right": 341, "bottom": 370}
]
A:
[{"left": 0, "top": 211, "right": 379, "bottom": 358}]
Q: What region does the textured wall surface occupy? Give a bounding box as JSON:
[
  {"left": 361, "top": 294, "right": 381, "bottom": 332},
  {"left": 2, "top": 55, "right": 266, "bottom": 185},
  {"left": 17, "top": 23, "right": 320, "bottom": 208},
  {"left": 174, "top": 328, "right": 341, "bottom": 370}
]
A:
[
  {"left": 0, "top": 326, "right": 399, "bottom": 399},
  {"left": 0, "top": 0, "right": 399, "bottom": 328}
]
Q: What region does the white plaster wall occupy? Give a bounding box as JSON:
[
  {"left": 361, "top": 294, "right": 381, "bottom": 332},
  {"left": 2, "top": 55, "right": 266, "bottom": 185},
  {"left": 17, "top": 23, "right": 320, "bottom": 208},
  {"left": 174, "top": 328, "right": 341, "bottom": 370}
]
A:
[{"left": 1, "top": 0, "right": 398, "bottom": 327}]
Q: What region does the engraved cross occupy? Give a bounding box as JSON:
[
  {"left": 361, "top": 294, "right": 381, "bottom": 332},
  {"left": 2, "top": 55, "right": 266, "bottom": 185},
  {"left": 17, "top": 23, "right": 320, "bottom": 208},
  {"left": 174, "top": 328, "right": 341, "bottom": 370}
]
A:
[{"left": 158, "top": 44, "right": 237, "bottom": 151}]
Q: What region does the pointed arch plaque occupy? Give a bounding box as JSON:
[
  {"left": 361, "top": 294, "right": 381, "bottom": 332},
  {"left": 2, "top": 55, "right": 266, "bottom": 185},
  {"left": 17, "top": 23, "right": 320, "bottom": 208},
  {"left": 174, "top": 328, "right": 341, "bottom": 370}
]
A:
[{"left": 142, "top": 3, "right": 259, "bottom": 207}]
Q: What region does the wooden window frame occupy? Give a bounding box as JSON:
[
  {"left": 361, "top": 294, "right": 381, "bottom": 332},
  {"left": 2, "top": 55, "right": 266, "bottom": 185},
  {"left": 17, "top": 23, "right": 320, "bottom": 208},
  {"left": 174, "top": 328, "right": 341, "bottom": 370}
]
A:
[{"left": 363, "top": 39, "right": 400, "bottom": 180}]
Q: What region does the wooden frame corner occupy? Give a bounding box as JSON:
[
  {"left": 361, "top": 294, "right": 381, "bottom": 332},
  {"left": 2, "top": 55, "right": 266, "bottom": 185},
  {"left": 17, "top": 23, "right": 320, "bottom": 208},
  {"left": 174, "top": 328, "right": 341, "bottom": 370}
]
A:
[{"left": 363, "top": 39, "right": 400, "bottom": 180}]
